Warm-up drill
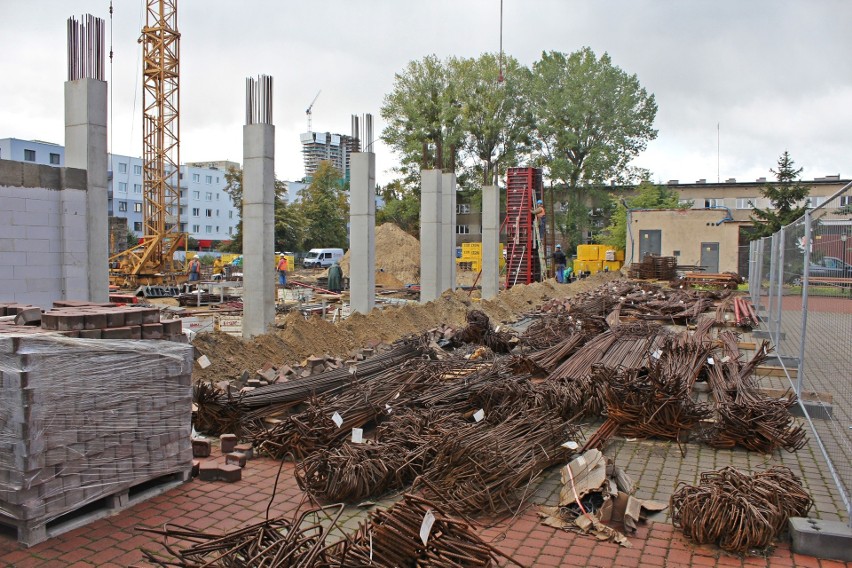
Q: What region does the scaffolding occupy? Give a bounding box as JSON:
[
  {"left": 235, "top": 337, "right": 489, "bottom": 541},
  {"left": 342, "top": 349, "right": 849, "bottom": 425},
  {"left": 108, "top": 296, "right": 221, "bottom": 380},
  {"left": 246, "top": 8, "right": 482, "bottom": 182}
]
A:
[{"left": 505, "top": 167, "right": 546, "bottom": 288}]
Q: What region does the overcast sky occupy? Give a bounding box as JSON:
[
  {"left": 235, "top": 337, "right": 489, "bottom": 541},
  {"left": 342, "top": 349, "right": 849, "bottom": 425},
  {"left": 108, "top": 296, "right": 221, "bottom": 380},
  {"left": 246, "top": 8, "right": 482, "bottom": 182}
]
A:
[{"left": 1, "top": 0, "right": 850, "bottom": 187}]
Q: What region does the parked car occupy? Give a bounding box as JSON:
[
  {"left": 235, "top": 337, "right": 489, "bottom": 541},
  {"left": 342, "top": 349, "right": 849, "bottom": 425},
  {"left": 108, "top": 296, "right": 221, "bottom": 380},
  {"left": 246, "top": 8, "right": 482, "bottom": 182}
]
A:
[{"left": 808, "top": 256, "right": 852, "bottom": 279}]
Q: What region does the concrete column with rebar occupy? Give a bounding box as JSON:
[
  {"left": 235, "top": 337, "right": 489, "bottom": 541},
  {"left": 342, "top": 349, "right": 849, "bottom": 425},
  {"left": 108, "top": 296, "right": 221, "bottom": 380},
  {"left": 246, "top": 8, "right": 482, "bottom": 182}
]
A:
[
  {"left": 64, "top": 15, "right": 108, "bottom": 302},
  {"left": 419, "top": 170, "right": 443, "bottom": 302},
  {"left": 442, "top": 172, "right": 457, "bottom": 292},
  {"left": 481, "top": 184, "right": 500, "bottom": 299},
  {"left": 349, "top": 153, "right": 376, "bottom": 314},
  {"left": 242, "top": 76, "right": 275, "bottom": 338}
]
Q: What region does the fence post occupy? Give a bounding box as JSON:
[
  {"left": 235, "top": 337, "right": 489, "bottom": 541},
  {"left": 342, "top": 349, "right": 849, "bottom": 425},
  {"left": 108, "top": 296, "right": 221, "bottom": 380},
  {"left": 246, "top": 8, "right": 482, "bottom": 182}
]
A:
[
  {"left": 767, "top": 234, "right": 778, "bottom": 345},
  {"left": 775, "top": 226, "right": 786, "bottom": 344},
  {"left": 796, "top": 211, "right": 812, "bottom": 397}
]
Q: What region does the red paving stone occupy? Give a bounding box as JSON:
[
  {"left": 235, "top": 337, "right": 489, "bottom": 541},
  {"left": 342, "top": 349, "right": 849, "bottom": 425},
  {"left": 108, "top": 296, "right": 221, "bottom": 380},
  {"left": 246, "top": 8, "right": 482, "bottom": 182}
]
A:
[{"left": 0, "top": 455, "right": 847, "bottom": 567}]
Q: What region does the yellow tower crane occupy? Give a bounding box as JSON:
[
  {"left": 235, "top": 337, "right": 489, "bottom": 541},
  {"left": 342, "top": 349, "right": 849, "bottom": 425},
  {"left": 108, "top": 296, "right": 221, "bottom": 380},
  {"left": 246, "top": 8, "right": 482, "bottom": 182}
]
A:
[{"left": 110, "top": 0, "right": 186, "bottom": 287}]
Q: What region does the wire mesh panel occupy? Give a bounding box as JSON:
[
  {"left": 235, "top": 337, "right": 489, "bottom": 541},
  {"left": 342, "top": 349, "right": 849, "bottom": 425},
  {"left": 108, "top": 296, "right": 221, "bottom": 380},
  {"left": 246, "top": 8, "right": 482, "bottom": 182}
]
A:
[{"left": 798, "top": 185, "right": 852, "bottom": 527}]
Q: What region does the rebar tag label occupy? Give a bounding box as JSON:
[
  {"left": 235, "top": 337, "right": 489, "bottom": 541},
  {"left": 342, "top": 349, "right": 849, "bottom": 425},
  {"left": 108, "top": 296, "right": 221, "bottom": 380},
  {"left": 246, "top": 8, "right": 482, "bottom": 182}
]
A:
[
  {"left": 473, "top": 409, "right": 485, "bottom": 422},
  {"left": 332, "top": 412, "right": 343, "bottom": 427},
  {"left": 352, "top": 428, "right": 363, "bottom": 443},
  {"left": 420, "top": 509, "right": 435, "bottom": 545}
]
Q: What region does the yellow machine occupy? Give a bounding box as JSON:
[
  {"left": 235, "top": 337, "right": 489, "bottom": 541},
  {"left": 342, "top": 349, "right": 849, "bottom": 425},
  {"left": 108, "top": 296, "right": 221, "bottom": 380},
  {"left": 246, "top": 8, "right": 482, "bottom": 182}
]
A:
[{"left": 109, "top": 0, "right": 187, "bottom": 288}]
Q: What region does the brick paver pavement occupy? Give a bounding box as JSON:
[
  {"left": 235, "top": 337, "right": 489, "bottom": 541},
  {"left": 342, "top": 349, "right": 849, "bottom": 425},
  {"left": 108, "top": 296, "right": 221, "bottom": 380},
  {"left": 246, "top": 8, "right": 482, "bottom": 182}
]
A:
[{"left": 1, "top": 444, "right": 848, "bottom": 567}]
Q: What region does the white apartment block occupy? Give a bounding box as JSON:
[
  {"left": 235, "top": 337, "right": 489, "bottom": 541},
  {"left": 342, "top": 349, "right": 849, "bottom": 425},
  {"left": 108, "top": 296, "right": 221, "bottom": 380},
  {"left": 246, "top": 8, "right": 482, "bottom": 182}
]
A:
[{"left": 0, "top": 138, "right": 240, "bottom": 246}]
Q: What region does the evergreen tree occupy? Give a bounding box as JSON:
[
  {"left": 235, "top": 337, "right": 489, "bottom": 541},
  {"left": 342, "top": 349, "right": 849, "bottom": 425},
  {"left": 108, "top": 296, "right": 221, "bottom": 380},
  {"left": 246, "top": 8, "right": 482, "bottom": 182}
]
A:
[{"left": 749, "top": 151, "right": 810, "bottom": 239}]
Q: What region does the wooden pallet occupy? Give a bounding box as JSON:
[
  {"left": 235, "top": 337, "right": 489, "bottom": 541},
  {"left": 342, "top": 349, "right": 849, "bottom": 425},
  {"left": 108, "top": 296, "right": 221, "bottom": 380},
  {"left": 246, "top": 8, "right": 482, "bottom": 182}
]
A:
[{"left": 0, "top": 468, "right": 191, "bottom": 547}]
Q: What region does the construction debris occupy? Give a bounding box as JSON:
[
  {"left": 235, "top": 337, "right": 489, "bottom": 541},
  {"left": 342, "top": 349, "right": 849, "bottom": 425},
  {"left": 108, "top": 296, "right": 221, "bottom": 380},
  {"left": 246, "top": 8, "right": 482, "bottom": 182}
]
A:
[
  {"left": 627, "top": 255, "right": 677, "bottom": 280},
  {"left": 670, "top": 466, "right": 812, "bottom": 553}
]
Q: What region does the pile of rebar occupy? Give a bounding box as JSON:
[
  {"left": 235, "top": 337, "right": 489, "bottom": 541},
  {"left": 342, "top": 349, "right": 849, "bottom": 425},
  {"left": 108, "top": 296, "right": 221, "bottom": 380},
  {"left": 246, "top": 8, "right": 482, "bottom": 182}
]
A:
[
  {"left": 627, "top": 255, "right": 677, "bottom": 280},
  {"left": 670, "top": 466, "right": 813, "bottom": 553},
  {"left": 327, "top": 494, "right": 522, "bottom": 567},
  {"left": 452, "top": 310, "right": 517, "bottom": 353}
]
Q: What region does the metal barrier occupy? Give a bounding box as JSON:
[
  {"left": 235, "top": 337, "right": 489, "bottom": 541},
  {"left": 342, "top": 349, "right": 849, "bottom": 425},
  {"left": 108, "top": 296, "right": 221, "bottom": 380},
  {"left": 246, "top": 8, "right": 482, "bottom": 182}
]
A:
[{"left": 748, "top": 181, "right": 852, "bottom": 528}]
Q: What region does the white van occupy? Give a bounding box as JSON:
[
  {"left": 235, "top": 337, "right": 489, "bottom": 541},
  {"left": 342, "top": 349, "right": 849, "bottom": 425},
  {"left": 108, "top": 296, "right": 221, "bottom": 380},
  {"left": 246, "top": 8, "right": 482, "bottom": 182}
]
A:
[{"left": 302, "top": 248, "right": 344, "bottom": 269}]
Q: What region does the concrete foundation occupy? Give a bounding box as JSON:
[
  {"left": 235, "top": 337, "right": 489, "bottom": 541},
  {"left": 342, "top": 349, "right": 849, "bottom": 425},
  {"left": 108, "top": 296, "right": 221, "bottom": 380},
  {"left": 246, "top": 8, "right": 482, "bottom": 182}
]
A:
[
  {"left": 441, "top": 172, "right": 457, "bottom": 292},
  {"left": 789, "top": 517, "right": 852, "bottom": 562},
  {"left": 419, "top": 170, "right": 442, "bottom": 302},
  {"left": 242, "top": 124, "right": 276, "bottom": 338},
  {"left": 481, "top": 185, "right": 500, "bottom": 299},
  {"left": 64, "top": 78, "right": 108, "bottom": 302},
  {"left": 349, "top": 153, "right": 376, "bottom": 314}
]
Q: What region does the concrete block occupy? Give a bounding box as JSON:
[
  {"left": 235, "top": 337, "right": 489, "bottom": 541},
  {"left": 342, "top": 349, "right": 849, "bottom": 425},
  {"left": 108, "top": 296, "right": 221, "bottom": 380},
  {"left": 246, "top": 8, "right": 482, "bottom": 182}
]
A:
[
  {"left": 220, "top": 434, "right": 238, "bottom": 454},
  {"left": 218, "top": 463, "right": 242, "bottom": 483},
  {"left": 225, "top": 452, "right": 247, "bottom": 467},
  {"left": 192, "top": 439, "right": 211, "bottom": 458},
  {"left": 198, "top": 462, "right": 219, "bottom": 481},
  {"left": 789, "top": 517, "right": 852, "bottom": 562}
]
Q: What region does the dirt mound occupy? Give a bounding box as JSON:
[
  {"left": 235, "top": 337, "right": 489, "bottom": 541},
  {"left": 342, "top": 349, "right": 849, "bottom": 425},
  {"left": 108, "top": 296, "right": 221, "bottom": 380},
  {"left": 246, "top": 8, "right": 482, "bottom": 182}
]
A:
[
  {"left": 340, "top": 223, "right": 420, "bottom": 285},
  {"left": 192, "top": 271, "right": 623, "bottom": 383}
]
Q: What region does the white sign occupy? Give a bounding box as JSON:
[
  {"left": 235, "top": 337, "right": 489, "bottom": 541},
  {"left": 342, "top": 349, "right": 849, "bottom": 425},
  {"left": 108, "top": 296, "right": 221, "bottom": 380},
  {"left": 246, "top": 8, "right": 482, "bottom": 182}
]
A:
[
  {"left": 218, "top": 315, "right": 242, "bottom": 335},
  {"left": 181, "top": 316, "right": 215, "bottom": 334},
  {"left": 419, "top": 509, "right": 436, "bottom": 545},
  {"left": 473, "top": 409, "right": 485, "bottom": 422},
  {"left": 352, "top": 428, "right": 363, "bottom": 443},
  {"left": 196, "top": 355, "right": 211, "bottom": 369},
  {"left": 331, "top": 412, "right": 343, "bottom": 428}
]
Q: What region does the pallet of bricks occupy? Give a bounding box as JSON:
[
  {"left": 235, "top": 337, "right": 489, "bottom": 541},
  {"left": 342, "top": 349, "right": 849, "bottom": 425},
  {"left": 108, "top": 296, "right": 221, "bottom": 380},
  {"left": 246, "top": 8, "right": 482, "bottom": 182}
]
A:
[
  {"left": 0, "top": 304, "right": 194, "bottom": 546},
  {"left": 627, "top": 254, "right": 677, "bottom": 280}
]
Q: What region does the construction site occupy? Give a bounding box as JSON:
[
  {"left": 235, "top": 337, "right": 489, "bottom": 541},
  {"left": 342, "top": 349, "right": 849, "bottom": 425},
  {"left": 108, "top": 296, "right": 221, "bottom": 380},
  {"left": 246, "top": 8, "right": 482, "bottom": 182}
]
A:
[{"left": 1, "top": 2, "right": 851, "bottom": 567}]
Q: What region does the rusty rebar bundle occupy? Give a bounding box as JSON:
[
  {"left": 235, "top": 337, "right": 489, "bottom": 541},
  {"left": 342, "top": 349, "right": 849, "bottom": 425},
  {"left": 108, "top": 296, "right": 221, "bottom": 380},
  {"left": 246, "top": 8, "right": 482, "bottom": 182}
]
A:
[
  {"left": 325, "top": 494, "right": 523, "bottom": 567},
  {"left": 452, "top": 310, "right": 517, "bottom": 353},
  {"left": 670, "top": 466, "right": 812, "bottom": 553}
]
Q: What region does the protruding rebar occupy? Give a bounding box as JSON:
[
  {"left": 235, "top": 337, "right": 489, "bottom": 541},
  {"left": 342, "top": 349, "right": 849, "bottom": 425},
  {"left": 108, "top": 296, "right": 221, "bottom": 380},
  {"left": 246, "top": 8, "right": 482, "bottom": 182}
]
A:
[
  {"left": 246, "top": 75, "right": 273, "bottom": 125},
  {"left": 67, "top": 14, "right": 105, "bottom": 81}
]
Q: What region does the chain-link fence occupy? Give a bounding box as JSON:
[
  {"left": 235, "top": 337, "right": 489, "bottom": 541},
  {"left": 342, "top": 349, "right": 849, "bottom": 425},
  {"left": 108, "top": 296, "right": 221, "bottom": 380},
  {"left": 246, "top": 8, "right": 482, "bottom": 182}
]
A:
[{"left": 749, "top": 182, "right": 852, "bottom": 528}]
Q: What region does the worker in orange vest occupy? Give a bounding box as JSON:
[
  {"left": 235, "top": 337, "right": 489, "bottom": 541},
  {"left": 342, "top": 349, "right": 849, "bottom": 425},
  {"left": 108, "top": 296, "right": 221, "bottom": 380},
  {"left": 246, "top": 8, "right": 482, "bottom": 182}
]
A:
[
  {"left": 187, "top": 257, "right": 201, "bottom": 282},
  {"left": 277, "top": 255, "right": 288, "bottom": 286}
]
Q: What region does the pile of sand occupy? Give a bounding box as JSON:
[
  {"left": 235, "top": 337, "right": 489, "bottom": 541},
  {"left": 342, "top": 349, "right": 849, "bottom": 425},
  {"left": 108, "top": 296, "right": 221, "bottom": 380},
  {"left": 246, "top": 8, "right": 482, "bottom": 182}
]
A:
[{"left": 339, "top": 223, "right": 420, "bottom": 285}]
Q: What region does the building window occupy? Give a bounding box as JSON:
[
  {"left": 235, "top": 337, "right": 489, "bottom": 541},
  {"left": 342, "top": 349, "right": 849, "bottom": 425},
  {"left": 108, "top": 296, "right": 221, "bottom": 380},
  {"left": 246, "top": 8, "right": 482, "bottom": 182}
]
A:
[
  {"left": 134, "top": 203, "right": 142, "bottom": 213},
  {"left": 735, "top": 198, "right": 754, "bottom": 210},
  {"left": 216, "top": 226, "right": 220, "bottom": 233},
  {"left": 205, "top": 175, "right": 212, "bottom": 184},
  {"left": 216, "top": 193, "right": 220, "bottom": 200},
  {"left": 118, "top": 182, "right": 127, "bottom": 193},
  {"left": 206, "top": 209, "right": 213, "bottom": 217},
  {"left": 704, "top": 198, "right": 723, "bottom": 209},
  {"left": 192, "top": 207, "right": 200, "bottom": 216},
  {"left": 229, "top": 226, "right": 234, "bottom": 235},
  {"left": 24, "top": 149, "right": 36, "bottom": 161},
  {"left": 216, "top": 177, "right": 220, "bottom": 183},
  {"left": 206, "top": 225, "right": 212, "bottom": 233},
  {"left": 134, "top": 222, "right": 142, "bottom": 231},
  {"left": 49, "top": 153, "right": 60, "bottom": 165},
  {"left": 215, "top": 209, "right": 219, "bottom": 216},
  {"left": 457, "top": 203, "right": 471, "bottom": 214},
  {"left": 205, "top": 192, "right": 212, "bottom": 201},
  {"left": 810, "top": 196, "right": 827, "bottom": 207},
  {"left": 179, "top": 190, "right": 185, "bottom": 198},
  {"left": 180, "top": 223, "right": 187, "bottom": 232},
  {"left": 229, "top": 211, "right": 233, "bottom": 219},
  {"left": 456, "top": 225, "right": 470, "bottom": 234},
  {"left": 840, "top": 196, "right": 852, "bottom": 207},
  {"left": 192, "top": 191, "right": 200, "bottom": 199},
  {"left": 118, "top": 162, "right": 127, "bottom": 173},
  {"left": 192, "top": 173, "right": 200, "bottom": 183},
  {"left": 118, "top": 201, "right": 127, "bottom": 212},
  {"left": 133, "top": 184, "right": 142, "bottom": 194},
  {"left": 133, "top": 165, "right": 142, "bottom": 175}
]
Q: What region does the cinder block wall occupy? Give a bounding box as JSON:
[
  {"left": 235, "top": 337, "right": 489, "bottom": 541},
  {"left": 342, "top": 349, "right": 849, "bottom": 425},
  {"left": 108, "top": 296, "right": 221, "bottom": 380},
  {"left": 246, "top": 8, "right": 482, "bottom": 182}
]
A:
[{"left": 0, "top": 160, "right": 89, "bottom": 306}]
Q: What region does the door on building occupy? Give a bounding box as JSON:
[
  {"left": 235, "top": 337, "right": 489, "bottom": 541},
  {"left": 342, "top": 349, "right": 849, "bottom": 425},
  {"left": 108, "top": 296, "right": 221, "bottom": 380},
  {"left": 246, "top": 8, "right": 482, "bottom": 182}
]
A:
[
  {"left": 639, "top": 230, "right": 662, "bottom": 259},
  {"left": 700, "top": 242, "right": 720, "bottom": 273}
]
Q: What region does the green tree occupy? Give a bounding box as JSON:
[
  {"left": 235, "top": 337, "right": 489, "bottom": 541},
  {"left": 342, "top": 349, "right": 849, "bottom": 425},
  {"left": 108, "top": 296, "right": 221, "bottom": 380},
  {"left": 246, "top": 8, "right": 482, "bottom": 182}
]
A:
[
  {"left": 381, "top": 55, "right": 462, "bottom": 189},
  {"left": 451, "top": 53, "right": 532, "bottom": 187},
  {"left": 748, "top": 151, "right": 810, "bottom": 239},
  {"left": 376, "top": 179, "right": 420, "bottom": 236},
  {"left": 529, "top": 48, "right": 658, "bottom": 188},
  {"left": 296, "top": 161, "right": 349, "bottom": 249},
  {"left": 597, "top": 181, "right": 689, "bottom": 249}
]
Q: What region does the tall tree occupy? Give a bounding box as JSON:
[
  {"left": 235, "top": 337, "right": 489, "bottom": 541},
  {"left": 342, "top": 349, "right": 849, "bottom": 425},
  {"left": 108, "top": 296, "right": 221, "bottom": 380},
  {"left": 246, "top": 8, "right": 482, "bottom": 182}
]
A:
[
  {"left": 376, "top": 179, "right": 420, "bottom": 236},
  {"left": 749, "top": 151, "right": 810, "bottom": 239},
  {"left": 598, "top": 181, "right": 689, "bottom": 249},
  {"left": 529, "top": 48, "right": 658, "bottom": 189},
  {"left": 296, "top": 161, "right": 349, "bottom": 250},
  {"left": 451, "top": 53, "right": 533, "bottom": 187},
  {"left": 381, "top": 55, "right": 462, "bottom": 189}
]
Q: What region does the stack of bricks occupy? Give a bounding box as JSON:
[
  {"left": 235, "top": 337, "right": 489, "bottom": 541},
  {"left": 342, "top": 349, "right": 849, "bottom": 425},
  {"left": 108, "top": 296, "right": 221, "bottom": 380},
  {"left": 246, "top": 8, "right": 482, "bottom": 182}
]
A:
[
  {"left": 41, "top": 301, "right": 184, "bottom": 341},
  {"left": 0, "top": 332, "right": 194, "bottom": 544},
  {"left": 0, "top": 300, "right": 185, "bottom": 342}
]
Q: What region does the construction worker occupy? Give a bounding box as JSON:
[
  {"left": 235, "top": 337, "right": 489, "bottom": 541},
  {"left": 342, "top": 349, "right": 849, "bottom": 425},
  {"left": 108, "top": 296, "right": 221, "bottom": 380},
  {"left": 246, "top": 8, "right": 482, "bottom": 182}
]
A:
[
  {"left": 212, "top": 257, "right": 224, "bottom": 275},
  {"left": 553, "top": 244, "right": 567, "bottom": 283},
  {"left": 187, "top": 256, "right": 201, "bottom": 282},
  {"left": 328, "top": 261, "right": 343, "bottom": 293},
  {"left": 531, "top": 200, "right": 546, "bottom": 241},
  {"left": 277, "top": 255, "right": 288, "bottom": 286}
]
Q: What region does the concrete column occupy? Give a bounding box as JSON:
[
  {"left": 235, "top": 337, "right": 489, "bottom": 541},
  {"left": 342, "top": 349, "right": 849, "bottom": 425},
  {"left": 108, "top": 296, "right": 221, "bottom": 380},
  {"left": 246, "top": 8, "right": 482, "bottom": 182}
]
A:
[
  {"left": 419, "top": 170, "right": 442, "bottom": 302},
  {"left": 349, "top": 153, "right": 376, "bottom": 314},
  {"left": 64, "top": 78, "right": 108, "bottom": 302},
  {"left": 441, "top": 172, "right": 457, "bottom": 292},
  {"left": 481, "top": 184, "right": 500, "bottom": 299},
  {"left": 242, "top": 124, "right": 276, "bottom": 338}
]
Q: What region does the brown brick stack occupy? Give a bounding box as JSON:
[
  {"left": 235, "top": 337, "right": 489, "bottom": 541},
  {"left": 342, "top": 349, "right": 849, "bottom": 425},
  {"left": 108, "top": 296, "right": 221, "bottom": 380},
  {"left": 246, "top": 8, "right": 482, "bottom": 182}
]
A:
[{"left": 0, "top": 333, "right": 194, "bottom": 545}]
